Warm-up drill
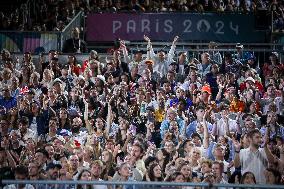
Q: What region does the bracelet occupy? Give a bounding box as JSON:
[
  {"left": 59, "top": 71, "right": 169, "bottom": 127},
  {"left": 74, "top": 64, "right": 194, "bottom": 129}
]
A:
[{"left": 235, "top": 150, "right": 240, "bottom": 153}]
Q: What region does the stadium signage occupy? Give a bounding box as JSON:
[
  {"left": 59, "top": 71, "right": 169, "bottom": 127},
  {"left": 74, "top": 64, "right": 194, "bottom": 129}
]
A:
[{"left": 87, "top": 13, "right": 266, "bottom": 42}]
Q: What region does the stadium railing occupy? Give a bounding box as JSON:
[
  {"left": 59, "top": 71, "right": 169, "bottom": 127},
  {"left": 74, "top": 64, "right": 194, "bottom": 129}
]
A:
[
  {"left": 2, "top": 180, "right": 284, "bottom": 189},
  {"left": 8, "top": 48, "right": 283, "bottom": 70}
]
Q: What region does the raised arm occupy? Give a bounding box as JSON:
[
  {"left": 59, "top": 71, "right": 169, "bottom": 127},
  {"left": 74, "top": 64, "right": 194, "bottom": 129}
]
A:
[
  {"left": 236, "top": 112, "right": 242, "bottom": 134},
  {"left": 120, "top": 40, "right": 131, "bottom": 63},
  {"left": 223, "top": 113, "right": 231, "bottom": 138},
  {"left": 104, "top": 97, "right": 114, "bottom": 137},
  {"left": 263, "top": 126, "right": 277, "bottom": 164},
  {"left": 233, "top": 138, "right": 241, "bottom": 168},
  {"left": 83, "top": 96, "right": 94, "bottom": 134},
  {"left": 203, "top": 110, "right": 209, "bottom": 149},
  {"left": 167, "top": 36, "right": 179, "bottom": 62},
  {"left": 215, "top": 83, "right": 224, "bottom": 102},
  {"left": 144, "top": 35, "right": 155, "bottom": 59}
]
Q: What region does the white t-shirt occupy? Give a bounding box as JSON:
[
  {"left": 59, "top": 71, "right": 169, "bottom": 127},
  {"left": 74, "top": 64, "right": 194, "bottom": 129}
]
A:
[
  {"left": 240, "top": 148, "right": 268, "bottom": 184},
  {"left": 215, "top": 118, "right": 238, "bottom": 136}
]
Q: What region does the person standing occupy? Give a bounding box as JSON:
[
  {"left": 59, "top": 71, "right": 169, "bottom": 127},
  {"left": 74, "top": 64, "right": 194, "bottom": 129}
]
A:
[
  {"left": 62, "top": 27, "right": 87, "bottom": 53},
  {"left": 233, "top": 129, "right": 276, "bottom": 184}
]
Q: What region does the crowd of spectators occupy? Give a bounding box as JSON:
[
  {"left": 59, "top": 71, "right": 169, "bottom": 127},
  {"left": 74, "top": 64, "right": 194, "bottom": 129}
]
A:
[
  {"left": 0, "top": 34, "right": 284, "bottom": 188},
  {"left": 0, "top": 0, "right": 283, "bottom": 31},
  {"left": 0, "top": 0, "right": 83, "bottom": 31}
]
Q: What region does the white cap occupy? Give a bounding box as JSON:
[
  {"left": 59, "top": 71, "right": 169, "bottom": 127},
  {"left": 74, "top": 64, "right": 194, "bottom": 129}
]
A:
[
  {"left": 96, "top": 75, "right": 106, "bottom": 84},
  {"left": 245, "top": 77, "right": 255, "bottom": 83}
]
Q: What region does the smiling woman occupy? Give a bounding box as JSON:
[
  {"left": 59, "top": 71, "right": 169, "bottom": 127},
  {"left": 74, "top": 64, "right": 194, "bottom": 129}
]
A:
[{"left": 76, "top": 169, "right": 93, "bottom": 189}]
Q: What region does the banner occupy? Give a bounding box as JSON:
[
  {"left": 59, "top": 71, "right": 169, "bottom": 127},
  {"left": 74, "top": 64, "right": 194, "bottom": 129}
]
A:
[
  {"left": 0, "top": 32, "right": 59, "bottom": 53},
  {"left": 86, "top": 13, "right": 266, "bottom": 42}
]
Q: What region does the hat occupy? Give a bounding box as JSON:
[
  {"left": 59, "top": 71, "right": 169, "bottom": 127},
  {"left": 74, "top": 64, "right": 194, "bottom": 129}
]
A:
[
  {"left": 52, "top": 78, "right": 63, "bottom": 85},
  {"left": 46, "top": 162, "right": 62, "bottom": 170},
  {"left": 245, "top": 77, "right": 255, "bottom": 83},
  {"left": 271, "top": 52, "right": 279, "bottom": 58},
  {"left": 78, "top": 75, "right": 85, "bottom": 80},
  {"left": 96, "top": 75, "right": 106, "bottom": 84},
  {"left": 201, "top": 85, "right": 211, "bottom": 94},
  {"left": 145, "top": 59, "right": 154, "bottom": 65},
  {"left": 59, "top": 129, "right": 72, "bottom": 137},
  {"left": 236, "top": 43, "right": 243, "bottom": 49}
]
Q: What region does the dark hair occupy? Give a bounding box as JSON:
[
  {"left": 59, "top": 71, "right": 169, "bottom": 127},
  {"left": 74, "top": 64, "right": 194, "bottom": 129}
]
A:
[
  {"left": 166, "top": 171, "right": 185, "bottom": 182},
  {"left": 228, "top": 171, "right": 242, "bottom": 183},
  {"left": 76, "top": 169, "right": 92, "bottom": 189},
  {"left": 144, "top": 156, "right": 158, "bottom": 169},
  {"left": 68, "top": 54, "right": 78, "bottom": 66},
  {"left": 77, "top": 169, "right": 92, "bottom": 180},
  {"left": 148, "top": 163, "right": 163, "bottom": 181},
  {"left": 18, "top": 116, "right": 29, "bottom": 125},
  {"left": 36, "top": 148, "right": 49, "bottom": 159},
  {"left": 159, "top": 148, "right": 170, "bottom": 172},
  {"left": 195, "top": 104, "right": 206, "bottom": 111},
  {"left": 240, "top": 172, "right": 256, "bottom": 184},
  {"left": 266, "top": 168, "right": 281, "bottom": 184},
  {"left": 246, "top": 129, "right": 260, "bottom": 139},
  {"left": 120, "top": 72, "right": 130, "bottom": 82},
  {"left": 14, "top": 165, "right": 28, "bottom": 178}
]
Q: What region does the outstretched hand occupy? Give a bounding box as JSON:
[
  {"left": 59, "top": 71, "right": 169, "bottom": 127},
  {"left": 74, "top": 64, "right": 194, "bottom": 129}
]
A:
[
  {"left": 173, "top": 36, "right": 179, "bottom": 44},
  {"left": 144, "top": 35, "right": 151, "bottom": 42},
  {"left": 120, "top": 40, "right": 126, "bottom": 48}
]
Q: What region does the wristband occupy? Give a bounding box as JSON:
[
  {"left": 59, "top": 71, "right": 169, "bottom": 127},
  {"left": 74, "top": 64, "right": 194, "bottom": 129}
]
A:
[{"left": 235, "top": 150, "right": 240, "bottom": 153}]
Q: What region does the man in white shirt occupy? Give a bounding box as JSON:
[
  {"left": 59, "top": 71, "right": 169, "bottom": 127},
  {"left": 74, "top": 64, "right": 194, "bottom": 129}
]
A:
[
  {"left": 234, "top": 129, "right": 275, "bottom": 184},
  {"left": 90, "top": 160, "right": 107, "bottom": 189},
  {"left": 144, "top": 35, "right": 178, "bottom": 78}
]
